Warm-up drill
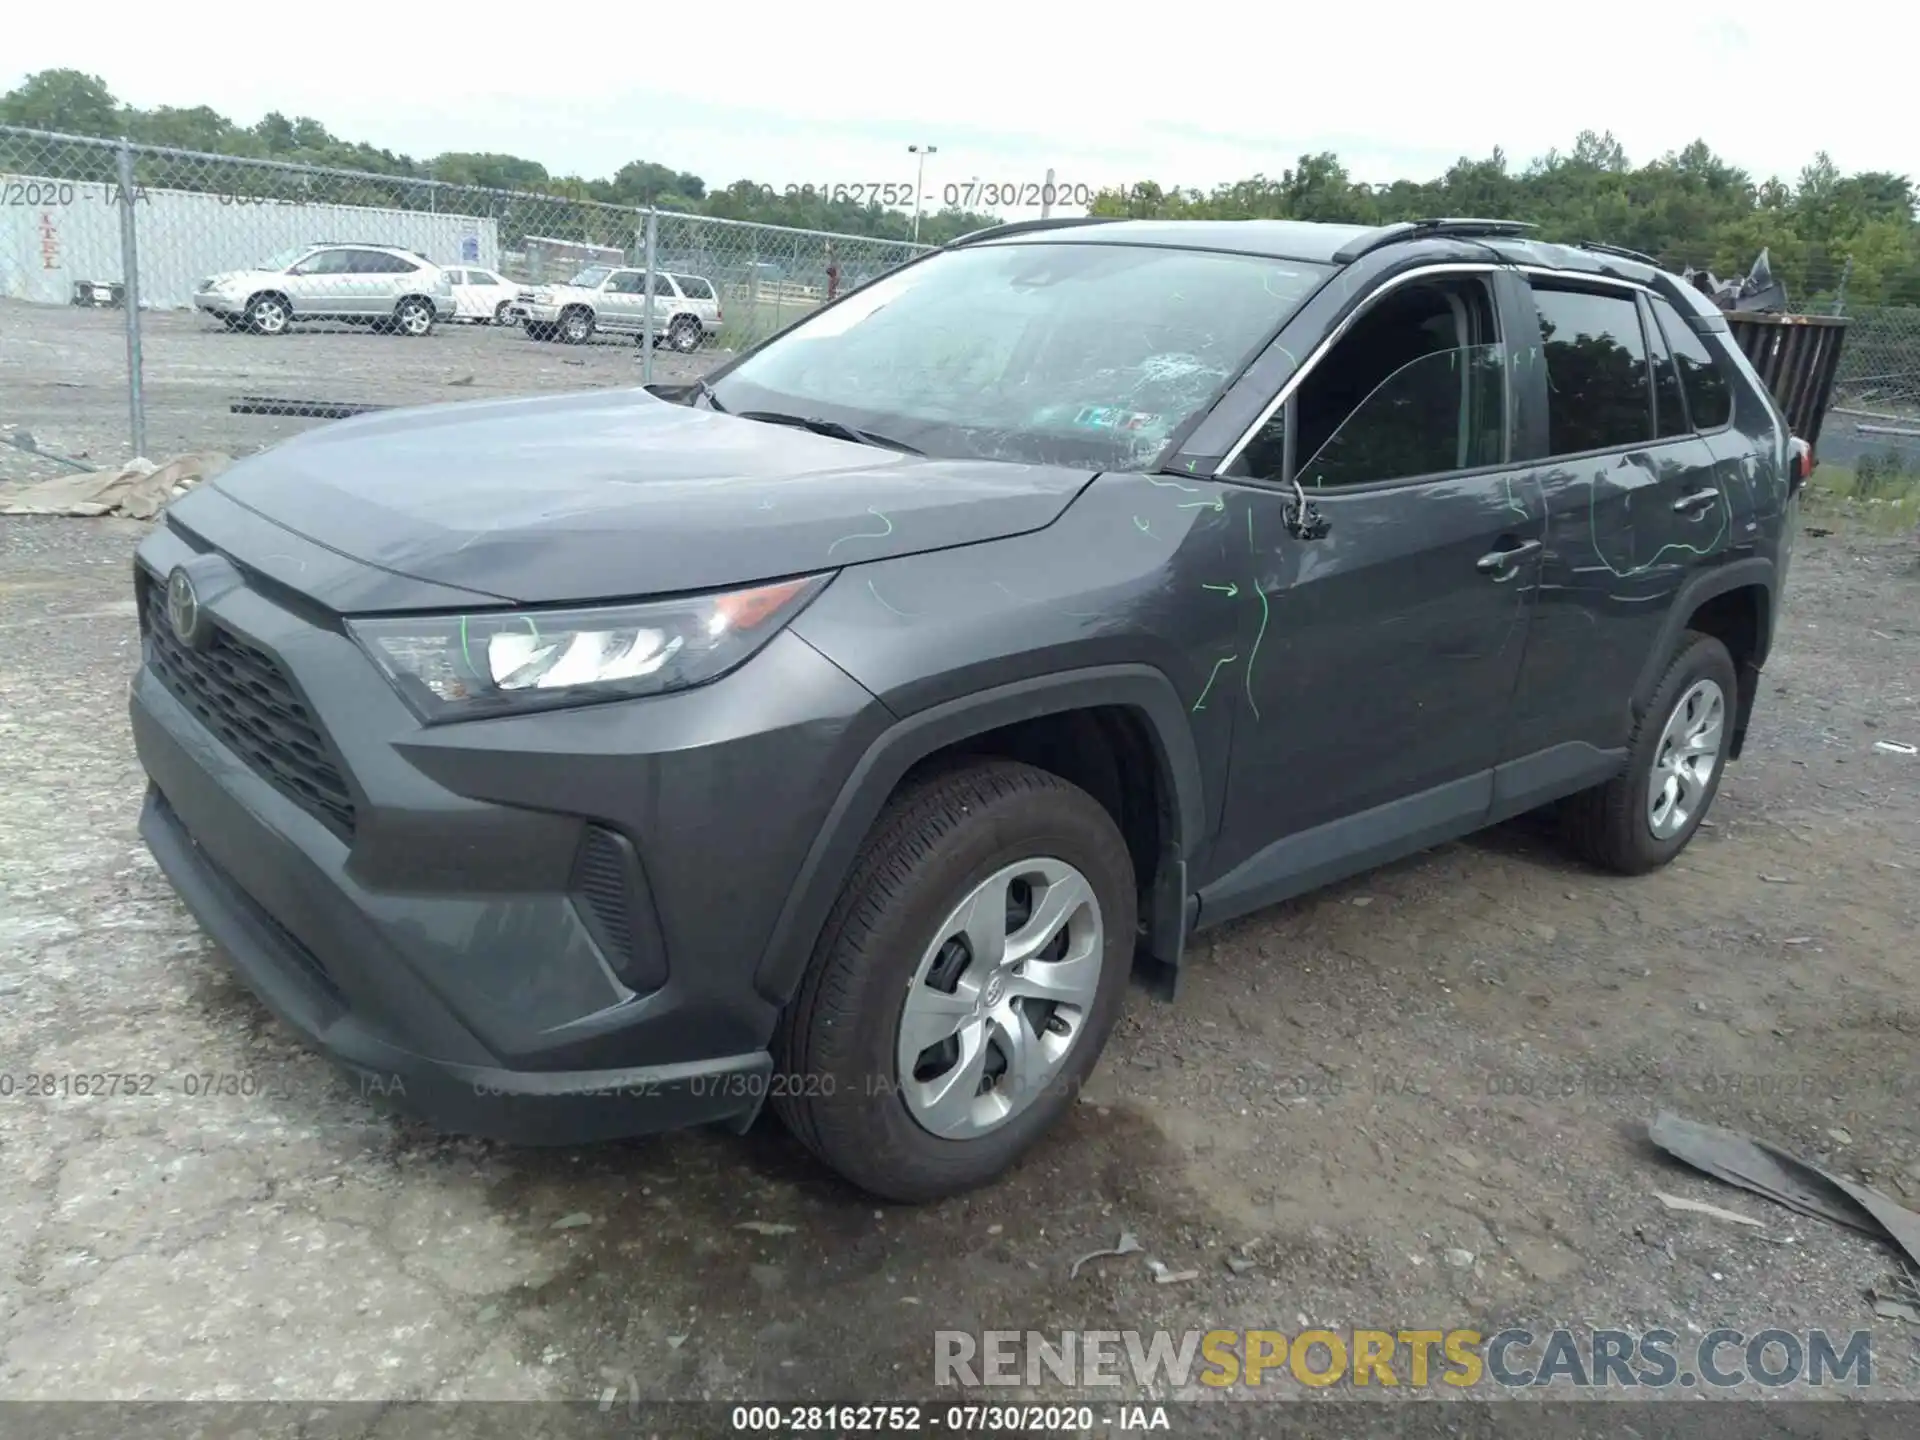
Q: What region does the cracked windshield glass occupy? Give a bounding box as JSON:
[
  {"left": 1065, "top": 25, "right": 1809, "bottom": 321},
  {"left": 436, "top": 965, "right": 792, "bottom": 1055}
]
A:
[{"left": 711, "top": 242, "right": 1331, "bottom": 468}]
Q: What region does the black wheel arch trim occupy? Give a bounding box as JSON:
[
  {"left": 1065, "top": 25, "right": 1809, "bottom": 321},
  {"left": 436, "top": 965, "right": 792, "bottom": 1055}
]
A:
[
  {"left": 751, "top": 663, "right": 1207, "bottom": 1007},
  {"left": 1629, "top": 556, "right": 1775, "bottom": 757}
]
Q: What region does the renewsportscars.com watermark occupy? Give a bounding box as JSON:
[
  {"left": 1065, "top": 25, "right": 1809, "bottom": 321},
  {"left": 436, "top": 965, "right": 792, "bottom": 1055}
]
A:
[{"left": 935, "top": 1327, "right": 1874, "bottom": 1392}]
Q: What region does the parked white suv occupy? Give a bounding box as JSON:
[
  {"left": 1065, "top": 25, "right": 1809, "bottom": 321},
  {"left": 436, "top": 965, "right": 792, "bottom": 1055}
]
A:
[
  {"left": 193, "top": 244, "right": 457, "bottom": 336},
  {"left": 513, "top": 266, "right": 722, "bottom": 350}
]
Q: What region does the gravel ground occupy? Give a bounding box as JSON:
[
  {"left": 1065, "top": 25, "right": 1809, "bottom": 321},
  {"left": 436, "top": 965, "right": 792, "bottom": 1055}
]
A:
[
  {"left": 0, "top": 300, "right": 720, "bottom": 482},
  {"left": 1, "top": 301, "right": 1919, "bottom": 1421}
]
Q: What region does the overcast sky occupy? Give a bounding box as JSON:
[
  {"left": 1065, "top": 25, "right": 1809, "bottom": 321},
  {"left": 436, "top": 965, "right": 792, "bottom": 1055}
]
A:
[{"left": 9, "top": 2, "right": 1914, "bottom": 214}]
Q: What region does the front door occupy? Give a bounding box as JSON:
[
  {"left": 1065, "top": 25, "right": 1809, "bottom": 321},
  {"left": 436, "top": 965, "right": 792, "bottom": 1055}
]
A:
[{"left": 1201, "top": 267, "right": 1540, "bottom": 922}]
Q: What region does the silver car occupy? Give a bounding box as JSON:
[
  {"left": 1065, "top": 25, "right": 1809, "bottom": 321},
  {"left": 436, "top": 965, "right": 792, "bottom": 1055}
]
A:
[
  {"left": 514, "top": 266, "right": 723, "bottom": 350},
  {"left": 193, "top": 244, "right": 457, "bottom": 336}
]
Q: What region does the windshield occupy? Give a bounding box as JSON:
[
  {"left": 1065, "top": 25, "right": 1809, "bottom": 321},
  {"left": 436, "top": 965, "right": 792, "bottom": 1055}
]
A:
[
  {"left": 710, "top": 242, "right": 1331, "bottom": 468},
  {"left": 568, "top": 265, "right": 613, "bottom": 287},
  {"left": 260, "top": 246, "right": 311, "bottom": 272}
]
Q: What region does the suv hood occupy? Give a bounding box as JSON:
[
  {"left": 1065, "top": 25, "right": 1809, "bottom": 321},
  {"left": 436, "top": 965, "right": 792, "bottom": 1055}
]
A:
[{"left": 208, "top": 389, "right": 1096, "bottom": 608}]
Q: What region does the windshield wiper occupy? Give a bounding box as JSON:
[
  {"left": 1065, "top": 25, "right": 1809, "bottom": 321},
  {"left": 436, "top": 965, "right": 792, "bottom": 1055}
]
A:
[
  {"left": 694, "top": 377, "right": 728, "bottom": 413},
  {"left": 736, "top": 410, "right": 921, "bottom": 455}
]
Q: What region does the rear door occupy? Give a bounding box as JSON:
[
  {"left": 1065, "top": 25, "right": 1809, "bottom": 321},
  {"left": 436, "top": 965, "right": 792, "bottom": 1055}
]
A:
[
  {"left": 1499, "top": 276, "right": 1732, "bottom": 778},
  {"left": 1203, "top": 264, "right": 1541, "bottom": 917}
]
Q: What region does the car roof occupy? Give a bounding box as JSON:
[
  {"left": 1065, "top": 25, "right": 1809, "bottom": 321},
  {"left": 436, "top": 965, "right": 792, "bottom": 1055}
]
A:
[
  {"left": 955, "top": 216, "right": 1674, "bottom": 277},
  {"left": 963, "top": 218, "right": 1380, "bottom": 265}
]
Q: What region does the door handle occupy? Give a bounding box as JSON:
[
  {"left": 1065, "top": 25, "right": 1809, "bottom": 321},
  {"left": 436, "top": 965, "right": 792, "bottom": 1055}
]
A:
[
  {"left": 1672, "top": 487, "right": 1720, "bottom": 515},
  {"left": 1476, "top": 538, "right": 1542, "bottom": 576}
]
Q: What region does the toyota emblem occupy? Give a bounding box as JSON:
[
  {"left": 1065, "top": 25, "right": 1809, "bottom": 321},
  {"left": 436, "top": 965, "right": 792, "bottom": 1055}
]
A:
[{"left": 165, "top": 567, "right": 203, "bottom": 647}]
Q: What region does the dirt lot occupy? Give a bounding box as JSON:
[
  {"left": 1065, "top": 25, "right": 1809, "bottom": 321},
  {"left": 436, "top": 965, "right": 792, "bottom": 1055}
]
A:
[
  {"left": 1, "top": 303, "right": 1919, "bottom": 1424},
  {"left": 0, "top": 300, "right": 720, "bottom": 481}
]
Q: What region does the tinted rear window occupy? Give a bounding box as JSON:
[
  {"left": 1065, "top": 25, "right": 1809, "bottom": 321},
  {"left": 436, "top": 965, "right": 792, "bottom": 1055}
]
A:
[
  {"left": 1652, "top": 297, "right": 1733, "bottom": 430},
  {"left": 1531, "top": 284, "right": 1652, "bottom": 456}
]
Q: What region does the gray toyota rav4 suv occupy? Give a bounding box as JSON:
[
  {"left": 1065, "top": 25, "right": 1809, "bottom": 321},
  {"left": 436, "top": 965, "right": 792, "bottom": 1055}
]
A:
[{"left": 130, "top": 216, "right": 1809, "bottom": 1201}]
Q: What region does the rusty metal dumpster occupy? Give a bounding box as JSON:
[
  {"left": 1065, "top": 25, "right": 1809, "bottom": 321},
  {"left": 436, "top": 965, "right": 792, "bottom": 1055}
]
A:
[{"left": 1724, "top": 311, "right": 1848, "bottom": 451}]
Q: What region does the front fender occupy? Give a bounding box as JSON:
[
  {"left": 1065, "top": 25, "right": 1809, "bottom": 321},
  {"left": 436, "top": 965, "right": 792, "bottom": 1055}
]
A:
[{"left": 750, "top": 663, "right": 1207, "bottom": 1006}]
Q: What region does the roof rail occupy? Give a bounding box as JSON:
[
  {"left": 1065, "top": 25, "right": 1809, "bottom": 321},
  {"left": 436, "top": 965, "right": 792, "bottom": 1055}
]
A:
[
  {"left": 945, "top": 216, "right": 1120, "bottom": 248},
  {"left": 1574, "top": 239, "right": 1662, "bottom": 267},
  {"left": 1331, "top": 217, "right": 1537, "bottom": 263}
]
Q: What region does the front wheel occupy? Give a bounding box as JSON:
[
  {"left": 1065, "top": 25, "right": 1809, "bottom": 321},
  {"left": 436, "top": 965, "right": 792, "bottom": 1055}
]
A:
[
  {"left": 1562, "top": 630, "right": 1737, "bottom": 874},
  {"left": 559, "top": 307, "right": 595, "bottom": 344},
  {"left": 773, "top": 760, "right": 1135, "bottom": 1202},
  {"left": 243, "top": 294, "right": 290, "bottom": 335}
]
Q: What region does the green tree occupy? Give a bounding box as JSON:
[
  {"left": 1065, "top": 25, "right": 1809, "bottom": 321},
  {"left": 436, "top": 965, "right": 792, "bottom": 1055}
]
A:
[{"left": 0, "top": 68, "right": 120, "bottom": 135}]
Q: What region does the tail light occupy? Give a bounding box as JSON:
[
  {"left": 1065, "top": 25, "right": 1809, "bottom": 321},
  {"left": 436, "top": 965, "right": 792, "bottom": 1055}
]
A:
[{"left": 1788, "top": 436, "right": 1814, "bottom": 491}]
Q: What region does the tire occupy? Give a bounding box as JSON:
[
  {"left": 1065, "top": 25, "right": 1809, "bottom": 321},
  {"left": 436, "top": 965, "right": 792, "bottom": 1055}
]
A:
[
  {"left": 393, "top": 297, "right": 436, "bottom": 337},
  {"left": 668, "top": 315, "right": 702, "bottom": 353},
  {"left": 559, "top": 307, "right": 595, "bottom": 344},
  {"left": 1562, "top": 630, "right": 1737, "bottom": 874},
  {"left": 773, "top": 760, "right": 1136, "bottom": 1202},
  {"left": 494, "top": 300, "right": 516, "bottom": 327},
  {"left": 243, "top": 293, "right": 290, "bottom": 336}
]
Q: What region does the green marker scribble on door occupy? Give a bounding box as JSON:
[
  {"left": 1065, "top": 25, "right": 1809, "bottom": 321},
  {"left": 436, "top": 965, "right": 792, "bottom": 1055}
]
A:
[
  {"left": 1192, "top": 654, "right": 1238, "bottom": 712},
  {"left": 1586, "top": 471, "right": 1729, "bottom": 577},
  {"left": 826, "top": 507, "right": 895, "bottom": 555},
  {"left": 865, "top": 579, "right": 917, "bottom": 618},
  {"left": 1146, "top": 475, "right": 1202, "bottom": 494},
  {"left": 1243, "top": 585, "right": 1270, "bottom": 720},
  {"left": 1177, "top": 496, "right": 1225, "bottom": 512},
  {"left": 1133, "top": 516, "right": 1155, "bottom": 537},
  {"left": 1201, "top": 582, "right": 1238, "bottom": 597}
]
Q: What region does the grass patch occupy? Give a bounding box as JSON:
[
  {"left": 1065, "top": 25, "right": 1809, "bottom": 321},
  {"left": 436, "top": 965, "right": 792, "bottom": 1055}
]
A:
[{"left": 1805, "top": 455, "right": 1920, "bottom": 535}]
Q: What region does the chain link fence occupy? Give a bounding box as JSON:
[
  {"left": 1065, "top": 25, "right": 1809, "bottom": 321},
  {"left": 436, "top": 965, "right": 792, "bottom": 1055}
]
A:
[
  {"left": 1, "top": 124, "right": 931, "bottom": 482},
  {"left": 7, "top": 121, "right": 1920, "bottom": 488}
]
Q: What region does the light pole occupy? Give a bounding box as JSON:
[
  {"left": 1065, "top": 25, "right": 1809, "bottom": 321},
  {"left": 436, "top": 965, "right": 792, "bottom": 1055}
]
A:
[{"left": 908, "top": 143, "right": 938, "bottom": 244}]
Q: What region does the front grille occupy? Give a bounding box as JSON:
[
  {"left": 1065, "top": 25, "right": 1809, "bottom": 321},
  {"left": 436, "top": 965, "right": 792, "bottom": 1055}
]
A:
[{"left": 139, "top": 574, "right": 358, "bottom": 841}]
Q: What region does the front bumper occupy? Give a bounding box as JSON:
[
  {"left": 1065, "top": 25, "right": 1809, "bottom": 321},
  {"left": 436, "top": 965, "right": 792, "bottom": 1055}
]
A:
[
  {"left": 128, "top": 498, "right": 891, "bottom": 1144},
  {"left": 193, "top": 290, "right": 241, "bottom": 316},
  {"left": 518, "top": 301, "right": 563, "bottom": 322}
]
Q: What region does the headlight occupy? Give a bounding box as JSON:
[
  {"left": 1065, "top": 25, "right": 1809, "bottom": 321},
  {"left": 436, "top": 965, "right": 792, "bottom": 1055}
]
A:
[
  {"left": 346, "top": 574, "right": 830, "bottom": 722},
  {"left": 532, "top": 288, "right": 555, "bottom": 303}
]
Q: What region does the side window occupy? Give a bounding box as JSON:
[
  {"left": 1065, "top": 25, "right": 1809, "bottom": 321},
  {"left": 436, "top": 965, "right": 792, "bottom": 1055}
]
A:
[
  {"left": 676, "top": 276, "right": 715, "bottom": 300},
  {"left": 605, "top": 272, "right": 642, "bottom": 295},
  {"left": 477, "top": 271, "right": 503, "bottom": 287},
  {"left": 1530, "top": 285, "right": 1652, "bottom": 456},
  {"left": 649, "top": 274, "right": 678, "bottom": 296},
  {"left": 445, "top": 269, "right": 468, "bottom": 285},
  {"left": 1645, "top": 298, "right": 1690, "bottom": 439},
  {"left": 291, "top": 249, "right": 348, "bottom": 276},
  {"left": 1652, "top": 297, "right": 1733, "bottom": 430},
  {"left": 1237, "top": 276, "right": 1505, "bottom": 487}
]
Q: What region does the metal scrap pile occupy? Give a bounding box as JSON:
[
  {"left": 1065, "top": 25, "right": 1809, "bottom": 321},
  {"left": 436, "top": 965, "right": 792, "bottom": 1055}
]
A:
[{"left": 1684, "top": 248, "right": 1790, "bottom": 314}]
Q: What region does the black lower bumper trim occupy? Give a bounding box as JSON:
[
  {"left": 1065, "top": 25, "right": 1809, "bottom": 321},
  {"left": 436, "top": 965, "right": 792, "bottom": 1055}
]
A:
[{"left": 141, "top": 788, "right": 771, "bottom": 1145}]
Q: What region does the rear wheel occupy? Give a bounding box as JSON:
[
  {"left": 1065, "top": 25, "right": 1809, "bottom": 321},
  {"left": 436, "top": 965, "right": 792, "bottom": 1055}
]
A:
[
  {"left": 668, "top": 315, "right": 703, "bottom": 352},
  {"left": 773, "top": 760, "right": 1135, "bottom": 1202},
  {"left": 1562, "top": 630, "right": 1736, "bottom": 874},
  {"left": 393, "top": 297, "right": 436, "bottom": 337},
  {"left": 494, "top": 300, "right": 516, "bottom": 327},
  {"left": 243, "top": 294, "right": 290, "bottom": 335}
]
